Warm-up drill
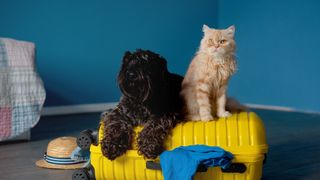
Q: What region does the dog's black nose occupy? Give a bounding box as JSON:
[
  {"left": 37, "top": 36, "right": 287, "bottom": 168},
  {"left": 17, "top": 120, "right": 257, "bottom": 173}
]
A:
[{"left": 126, "top": 72, "right": 137, "bottom": 80}]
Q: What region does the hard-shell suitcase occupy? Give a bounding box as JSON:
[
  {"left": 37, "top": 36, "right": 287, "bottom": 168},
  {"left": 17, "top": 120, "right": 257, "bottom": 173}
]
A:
[{"left": 74, "top": 112, "right": 268, "bottom": 180}]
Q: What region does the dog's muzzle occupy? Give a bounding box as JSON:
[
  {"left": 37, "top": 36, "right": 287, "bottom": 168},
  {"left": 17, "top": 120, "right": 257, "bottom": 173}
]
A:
[
  {"left": 126, "top": 71, "right": 138, "bottom": 81},
  {"left": 121, "top": 72, "right": 152, "bottom": 102}
]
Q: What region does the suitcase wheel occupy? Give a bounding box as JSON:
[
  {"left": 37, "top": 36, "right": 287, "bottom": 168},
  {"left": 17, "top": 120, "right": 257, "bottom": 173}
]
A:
[
  {"left": 72, "top": 165, "right": 95, "bottom": 180},
  {"left": 77, "top": 129, "right": 97, "bottom": 150},
  {"left": 72, "top": 168, "right": 90, "bottom": 180}
]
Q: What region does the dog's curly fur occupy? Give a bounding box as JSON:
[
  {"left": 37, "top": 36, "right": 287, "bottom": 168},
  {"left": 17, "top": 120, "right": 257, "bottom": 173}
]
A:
[{"left": 101, "top": 49, "right": 183, "bottom": 160}]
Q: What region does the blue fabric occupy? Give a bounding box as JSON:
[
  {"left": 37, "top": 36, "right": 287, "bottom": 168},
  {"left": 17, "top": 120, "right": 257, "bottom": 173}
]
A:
[
  {"left": 71, "top": 147, "right": 90, "bottom": 163},
  {"left": 160, "top": 145, "right": 233, "bottom": 180}
]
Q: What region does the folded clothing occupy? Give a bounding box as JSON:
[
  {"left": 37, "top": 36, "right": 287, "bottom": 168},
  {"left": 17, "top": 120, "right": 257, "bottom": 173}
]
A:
[
  {"left": 160, "top": 145, "right": 233, "bottom": 180},
  {"left": 0, "top": 38, "right": 46, "bottom": 141},
  {"left": 71, "top": 147, "right": 90, "bottom": 162}
]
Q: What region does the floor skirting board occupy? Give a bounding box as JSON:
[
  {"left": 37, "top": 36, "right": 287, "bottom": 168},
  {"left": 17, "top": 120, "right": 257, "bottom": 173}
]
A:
[
  {"left": 41, "top": 102, "right": 118, "bottom": 116},
  {"left": 41, "top": 102, "right": 319, "bottom": 116}
]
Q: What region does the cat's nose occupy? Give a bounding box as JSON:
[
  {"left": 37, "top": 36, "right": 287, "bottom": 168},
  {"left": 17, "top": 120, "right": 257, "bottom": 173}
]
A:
[{"left": 214, "top": 45, "right": 219, "bottom": 48}]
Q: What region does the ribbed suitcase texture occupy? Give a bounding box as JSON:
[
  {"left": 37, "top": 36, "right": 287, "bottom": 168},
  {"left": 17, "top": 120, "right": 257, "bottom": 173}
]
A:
[{"left": 90, "top": 112, "right": 268, "bottom": 180}]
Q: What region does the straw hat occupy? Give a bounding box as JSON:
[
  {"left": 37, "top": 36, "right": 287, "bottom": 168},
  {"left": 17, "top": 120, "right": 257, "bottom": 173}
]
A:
[{"left": 36, "top": 136, "right": 87, "bottom": 169}]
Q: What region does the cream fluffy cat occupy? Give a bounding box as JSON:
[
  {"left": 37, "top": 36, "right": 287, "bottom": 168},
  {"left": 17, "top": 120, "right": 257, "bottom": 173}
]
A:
[{"left": 180, "top": 25, "right": 238, "bottom": 121}]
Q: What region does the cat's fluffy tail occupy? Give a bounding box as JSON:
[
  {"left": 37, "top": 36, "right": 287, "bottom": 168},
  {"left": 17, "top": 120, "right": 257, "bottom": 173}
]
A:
[{"left": 226, "top": 97, "right": 249, "bottom": 112}]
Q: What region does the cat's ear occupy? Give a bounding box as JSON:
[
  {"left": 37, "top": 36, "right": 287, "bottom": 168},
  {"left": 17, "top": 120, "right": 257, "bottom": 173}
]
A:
[
  {"left": 203, "top": 24, "right": 211, "bottom": 33},
  {"left": 226, "top": 25, "right": 235, "bottom": 37}
]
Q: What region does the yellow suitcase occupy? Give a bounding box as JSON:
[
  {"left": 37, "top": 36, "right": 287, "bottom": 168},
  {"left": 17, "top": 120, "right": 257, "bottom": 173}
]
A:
[{"left": 74, "top": 112, "right": 268, "bottom": 180}]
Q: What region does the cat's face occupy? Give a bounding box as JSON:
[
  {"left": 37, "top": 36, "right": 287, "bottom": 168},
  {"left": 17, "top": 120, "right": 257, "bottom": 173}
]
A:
[{"left": 200, "top": 25, "right": 236, "bottom": 57}]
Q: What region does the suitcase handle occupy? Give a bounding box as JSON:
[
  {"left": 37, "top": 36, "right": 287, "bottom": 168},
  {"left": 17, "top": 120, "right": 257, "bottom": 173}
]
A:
[
  {"left": 146, "top": 161, "right": 246, "bottom": 173},
  {"left": 221, "top": 163, "right": 246, "bottom": 173},
  {"left": 146, "top": 161, "right": 208, "bottom": 172}
]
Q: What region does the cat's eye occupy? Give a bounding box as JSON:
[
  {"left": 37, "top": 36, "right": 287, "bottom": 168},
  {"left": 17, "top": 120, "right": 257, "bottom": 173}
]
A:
[
  {"left": 219, "top": 40, "right": 226, "bottom": 44},
  {"left": 208, "top": 39, "right": 214, "bottom": 45}
]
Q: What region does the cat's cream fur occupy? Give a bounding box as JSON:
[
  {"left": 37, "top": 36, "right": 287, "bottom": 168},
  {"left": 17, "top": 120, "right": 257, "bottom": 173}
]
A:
[{"left": 180, "top": 25, "right": 239, "bottom": 121}]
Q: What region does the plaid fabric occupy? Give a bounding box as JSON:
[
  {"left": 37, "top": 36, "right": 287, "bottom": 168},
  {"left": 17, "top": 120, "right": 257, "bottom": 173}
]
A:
[
  {"left": 0, "top": 107, "right": 11, "bottom": 138},
  {"left": 0, "top": 38, "right": 46, "bottom": 141},
  {"left": 0, "top": 40, "right": 8, "bottom": 67}
]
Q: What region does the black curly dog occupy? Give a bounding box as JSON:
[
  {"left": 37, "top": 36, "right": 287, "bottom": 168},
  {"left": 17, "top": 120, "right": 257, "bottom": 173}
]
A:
[{"left": 101, "top": 49, "right": 183, "bottom": 160}]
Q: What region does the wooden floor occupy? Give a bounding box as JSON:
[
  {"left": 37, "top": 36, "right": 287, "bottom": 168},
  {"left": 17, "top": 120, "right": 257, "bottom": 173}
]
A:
[
  {"left": 0, "top": 113, "right": 101, "bottom": 180},
  {"left": 0, "top": 109, "right": 320, "bottom": 180}
]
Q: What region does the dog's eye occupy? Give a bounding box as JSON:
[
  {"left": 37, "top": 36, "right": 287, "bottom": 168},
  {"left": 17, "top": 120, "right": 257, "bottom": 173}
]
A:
[{"left": 126, "top": 71, "right": 136, "bottom": 80}]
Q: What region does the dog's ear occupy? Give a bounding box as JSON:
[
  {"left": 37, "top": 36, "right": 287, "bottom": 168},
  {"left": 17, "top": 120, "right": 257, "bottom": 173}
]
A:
[
  {"left": 123, "top": 51, "right": 132, "bottom": 64},
  {"left": 158, "top": 56, "right": 168, "bottom": 69},
  {"left": 158, "top": 57, "right": 169, "bottom": 80}
]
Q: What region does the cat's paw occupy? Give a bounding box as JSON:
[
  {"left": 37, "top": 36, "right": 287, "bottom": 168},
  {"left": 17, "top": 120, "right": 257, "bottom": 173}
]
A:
[
  {"left": 217, "top": 111, "right": 232, "bottom": 118},
  {"left": 200, "top": 114, "right": 214, "bottom": 122},
  {"left": 188, "top": 114, "right": 201, "bottom": 121}
]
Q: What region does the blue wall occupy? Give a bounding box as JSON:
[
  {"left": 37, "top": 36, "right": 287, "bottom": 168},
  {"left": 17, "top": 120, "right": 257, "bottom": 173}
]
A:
[
  {"left": 0, "top": 0, "right": 218, "bottom": 106},
  {"left": 218, "top": 0, "right": 320, "bottom": 112},
  {"left": 1, "top": 0, "right": 320, "bottom": 112}
]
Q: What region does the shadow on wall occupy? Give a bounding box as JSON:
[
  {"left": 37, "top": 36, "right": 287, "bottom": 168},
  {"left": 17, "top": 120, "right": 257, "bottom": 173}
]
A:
[{"left": 44, "top": 89, "right": 72, "bottom": 106}]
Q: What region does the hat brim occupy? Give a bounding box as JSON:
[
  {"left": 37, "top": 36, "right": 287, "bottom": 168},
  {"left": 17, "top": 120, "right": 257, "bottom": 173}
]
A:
[{"left": 36, "top": 159, "right": 86, "bottom": 170}]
